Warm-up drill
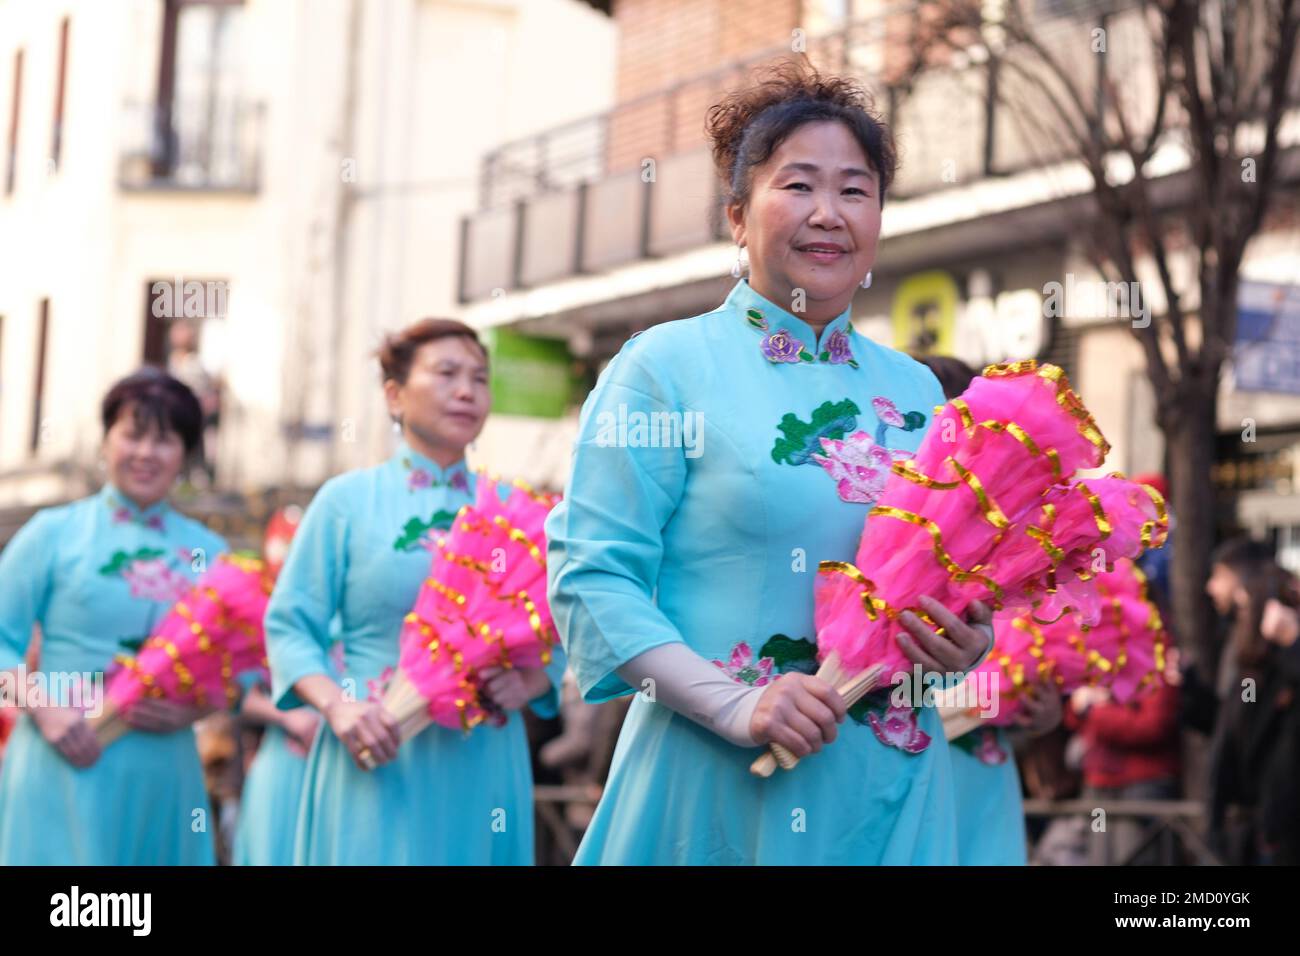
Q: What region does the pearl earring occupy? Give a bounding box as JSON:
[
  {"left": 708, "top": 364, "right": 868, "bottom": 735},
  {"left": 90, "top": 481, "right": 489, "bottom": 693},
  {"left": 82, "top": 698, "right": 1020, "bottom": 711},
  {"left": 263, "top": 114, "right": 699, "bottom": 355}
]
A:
[
  {"left": 861, "top": 270, "right": 873, "bottom": 289},
  {"left": 732, "top": 245, "right": 747, "bottom": 279}
]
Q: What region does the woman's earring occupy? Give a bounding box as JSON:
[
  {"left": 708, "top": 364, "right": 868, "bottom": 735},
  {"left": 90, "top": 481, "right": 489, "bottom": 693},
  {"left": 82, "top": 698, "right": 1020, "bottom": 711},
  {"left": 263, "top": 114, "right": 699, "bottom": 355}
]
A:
[
  {"left": 392, "top": 417, "right": 402, "bottom": 436},
  {"left": 732, "top": 245, "right": 747, "bottom": 279},
  {"left": 861, "top": 270, "right": 873, "bottom": 289}
]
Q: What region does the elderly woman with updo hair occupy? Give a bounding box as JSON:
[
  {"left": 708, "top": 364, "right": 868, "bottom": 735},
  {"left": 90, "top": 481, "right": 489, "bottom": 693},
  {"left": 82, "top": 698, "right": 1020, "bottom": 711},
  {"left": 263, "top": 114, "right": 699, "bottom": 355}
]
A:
[
  {"left": 264, "top": 318, "right": 565, "bottom": 864},
  {"left": 546, "top": 60, "right": 995, "bottom": 864}
]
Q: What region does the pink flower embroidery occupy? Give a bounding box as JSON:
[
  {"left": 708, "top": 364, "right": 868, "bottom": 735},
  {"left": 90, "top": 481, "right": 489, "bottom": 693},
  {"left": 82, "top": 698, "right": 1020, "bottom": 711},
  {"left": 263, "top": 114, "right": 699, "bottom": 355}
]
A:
[
  {"left": 811, "top": 430, "right": 894, "bottom": 503},
  {"left": 112, "top": 507, "right": 133, "bottom": 525},
  {"left": 867, "top": 702, "right": 932, "bottom": 753},
  {"left": 872, "top": 396, "right": 905, "bottom": 428},
  {"left": 328, "top": 640, "right": 347, "bottom": 678},
  {"left": 366, "top": 666, "right": 395, "bottom": 703},
  {"left": 712, "top": 642, "right": 775, "bottom": 686},
  {"left": 121, "top": 558, "right": 192, "bottom": 603},
  {"left": 974, "top": 727, "right": 1008, "bottom": 766}
]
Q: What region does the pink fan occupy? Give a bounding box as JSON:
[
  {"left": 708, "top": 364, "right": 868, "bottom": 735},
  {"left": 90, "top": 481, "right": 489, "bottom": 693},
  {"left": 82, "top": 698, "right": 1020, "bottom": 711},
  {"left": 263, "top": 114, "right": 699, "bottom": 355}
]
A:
[
  {"left": 89, "top": 554, "right": 273, "bottom": 747},
  {"left": 382, "top": 475, "right": 561, "bottom": 742},
  {"left": 944, "top": 558, "right": 1169, "bottom": 738},
  {"left": 751, "top": 362, "right": 1166, "bottom": 777}
]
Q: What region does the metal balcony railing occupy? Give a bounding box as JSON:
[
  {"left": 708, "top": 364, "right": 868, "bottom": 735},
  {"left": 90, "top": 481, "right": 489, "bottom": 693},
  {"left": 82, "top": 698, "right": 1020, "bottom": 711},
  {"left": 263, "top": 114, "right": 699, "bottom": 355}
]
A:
[
  {"left": 118, "top": 98, "right": 264, "bottom": 192},
  {"left": 457, "top": 0, "right": 1243, "bottom": 303}
]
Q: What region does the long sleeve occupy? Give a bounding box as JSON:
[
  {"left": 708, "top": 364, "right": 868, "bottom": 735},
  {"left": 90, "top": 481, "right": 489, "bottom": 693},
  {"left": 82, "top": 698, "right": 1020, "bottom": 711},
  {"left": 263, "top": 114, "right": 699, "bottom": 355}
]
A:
[
  {"left": 615, "top": 642, "right": 764, "bottom": 747},
  {"left": 0, "top": 509, "right": 60, "bottom": 671},
  {"left": 265, "top": 478, "right": 350, "bottom": 709},
  {"left": 546, "top": 340, "right": 690, "bottom": 703}
]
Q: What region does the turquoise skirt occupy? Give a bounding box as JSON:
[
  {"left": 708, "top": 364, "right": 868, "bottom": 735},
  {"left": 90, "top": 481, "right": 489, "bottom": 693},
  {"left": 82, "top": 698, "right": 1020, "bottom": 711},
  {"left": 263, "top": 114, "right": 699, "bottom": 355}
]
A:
[
  {"left": 293, "top": 714, "right": 537, "bottom": 865},
  {"left": 0, "top": 716, "right": 215, "bottom": 865},
  {"left": 233, "top": 724, "right": 311, "bottom": 866},
  {"left": 573, "top": 696, "right": 958, "bottom": 865}
]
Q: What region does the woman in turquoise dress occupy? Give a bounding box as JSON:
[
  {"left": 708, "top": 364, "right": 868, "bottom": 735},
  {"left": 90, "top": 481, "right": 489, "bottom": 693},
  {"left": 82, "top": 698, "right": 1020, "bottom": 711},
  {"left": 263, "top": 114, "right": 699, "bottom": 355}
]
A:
[
  {"left": 232, "top": 507, "right": 334, "bottom": 866},
  {"left": 264, "top": 318, "right": 565, "bottom": 865},
  {"left": 0, "top": 369, "right": 227, "bottom": 865},
  {"left": 233, "top": 676, "right": 331, "bottom": 865},
  {"left": 546, "top": 60, "right": 995, "bottom": 865}
]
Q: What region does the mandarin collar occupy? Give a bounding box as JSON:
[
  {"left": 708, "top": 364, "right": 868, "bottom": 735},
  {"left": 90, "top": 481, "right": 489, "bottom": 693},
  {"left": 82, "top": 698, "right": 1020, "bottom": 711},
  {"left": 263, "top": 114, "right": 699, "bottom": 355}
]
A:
[
  {"left": 100, "top": 483, "right": 170, "bottom": 528},
  {"left": 393, "top": 439, "right": 471, "bottom": 485},
  {"left": 726, "top": 279, "right": 858, "bottom": 364}
]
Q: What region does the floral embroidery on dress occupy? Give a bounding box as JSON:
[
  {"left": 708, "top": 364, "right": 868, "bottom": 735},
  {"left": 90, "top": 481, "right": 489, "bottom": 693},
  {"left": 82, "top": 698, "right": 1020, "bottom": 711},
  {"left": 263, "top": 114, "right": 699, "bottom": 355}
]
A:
[
  {"left": 870, "top": 396, "right": 927, "bottom": 446},
  {"left": 822, "top": 328, "right": 855, "bottom": 366},
  {"left": 811, "top": 431, "right": 901, "bottom": 504},
  {"left": 712, "top": 641, "right": 776, "bottom": 686},
  {"left": 771, "top": 396, "right": 930, "bottom": 504},
  {"left": 400, "top": 456, "right": 469, "bottom": 494},
  {"left": 106, "top": 494, "right": 166, "bottom": 532},
  {"left": 98, "top": 547, "right": 193, "bottom": 603},
  {"left": 743, "top": 307, "right": 858, "bottom": 369},
  {"left": 758, "top": 634, "right": 933, "bottom": 754},
  {"left": 866, "top": 701, "right": 933, "bottom": 754},
  {"left": 770, "top": 398, "right": 861, "bottom": 466},
  {"left": 972, "top": 726, "right": 1008, "bottom": 765},
  {"left": 392, "top": 509, "right": 459, "bottom": 553}
]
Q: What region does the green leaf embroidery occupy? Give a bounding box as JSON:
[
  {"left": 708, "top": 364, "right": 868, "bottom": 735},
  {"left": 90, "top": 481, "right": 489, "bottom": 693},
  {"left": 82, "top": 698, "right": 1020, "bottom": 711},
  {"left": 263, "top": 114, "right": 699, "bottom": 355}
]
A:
[
  {"left": 901, "top": 410, "right": 927, "bottom": 431},
  {"left": 798, "top": 350, "right": 815, "bottom": 362},
  {"left": 818, "top": 350, "right": 831, "bottom": 362},
  {"left": 118, "top": 636, "right": 145, "bottom": 653},
  {"left": 847, "top": 686, "right": 894, "bottom": 726},
  {"left": 98, "top": 547, "right": 166, "bottom": 577},
  {"left": 745, "top": 309, "right": 767, "bottom": 330},
  {"left": 770, "top": 397, "right": 860, "bottom": 466},
  {"left": 391, "top": 509, "right": 460, "bottom": 552},
  {"left": 758, "top": 634, "right": 819, "bottom": 675},
  {"left": 950, "top": 729, "right": 980, "bottom": 754}
]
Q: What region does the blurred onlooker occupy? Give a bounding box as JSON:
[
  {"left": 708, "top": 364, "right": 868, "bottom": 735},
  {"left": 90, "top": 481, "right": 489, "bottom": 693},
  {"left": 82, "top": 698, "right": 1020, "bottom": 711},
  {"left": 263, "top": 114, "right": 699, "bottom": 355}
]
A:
[
  {"left": 1174, "top": 537, "right": 1300, "bottom": 864},
  {"left": 1065, "top": 680, "right": 1182, "bottom": 864},
  {"left": 166, "top": 319, "right": 222, "bottom": 486}
]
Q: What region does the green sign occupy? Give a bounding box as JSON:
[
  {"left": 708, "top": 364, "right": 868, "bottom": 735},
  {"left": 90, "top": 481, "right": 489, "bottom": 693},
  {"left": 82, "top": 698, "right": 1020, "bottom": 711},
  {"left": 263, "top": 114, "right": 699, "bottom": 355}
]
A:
[{"left": 486, "top": 328, "right": 575, "bottom": 419}]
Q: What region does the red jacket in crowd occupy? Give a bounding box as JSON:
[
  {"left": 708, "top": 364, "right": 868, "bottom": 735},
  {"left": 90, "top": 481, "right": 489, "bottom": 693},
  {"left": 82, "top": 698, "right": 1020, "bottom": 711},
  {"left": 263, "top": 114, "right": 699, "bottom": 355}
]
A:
[{"left": 1064, "top": 684, "right": 1181, "bottom": 789}]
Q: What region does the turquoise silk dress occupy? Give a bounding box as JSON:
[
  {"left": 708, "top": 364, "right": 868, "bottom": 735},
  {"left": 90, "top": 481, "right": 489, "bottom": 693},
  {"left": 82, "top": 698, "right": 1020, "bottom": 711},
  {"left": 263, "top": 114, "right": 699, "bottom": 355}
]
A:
[
  {"left": 232, "top": 632, "right": 341, "bottom": 867},
  {"left": 547, "top": 279, "right": 961, "bottom": 865},
  {"left": 0, "top": 485, "right": 227, "bottom": 865},
  {"left": 264, "top": 441, "right": 565, "bottom": 865},
  {"left": 950, "top": 726, "right": 1028, "bottom": 864}
]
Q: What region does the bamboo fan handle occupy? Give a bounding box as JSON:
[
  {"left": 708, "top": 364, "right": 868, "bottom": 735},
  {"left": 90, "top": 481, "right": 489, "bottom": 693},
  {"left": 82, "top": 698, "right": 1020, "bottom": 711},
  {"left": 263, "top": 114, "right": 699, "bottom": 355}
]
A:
[
  {"left": 941, "top": 709, "right": 983, "bottom": 741},
  {"left": 750, "top": 741, "right": 801, "bottom": 777}
]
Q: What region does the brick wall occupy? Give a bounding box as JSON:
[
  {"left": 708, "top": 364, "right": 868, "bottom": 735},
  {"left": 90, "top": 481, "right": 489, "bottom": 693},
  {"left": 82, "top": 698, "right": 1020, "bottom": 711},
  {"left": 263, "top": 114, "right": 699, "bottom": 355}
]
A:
[{"left": 606, "top": 0, "right": 801, "bottom": 172}]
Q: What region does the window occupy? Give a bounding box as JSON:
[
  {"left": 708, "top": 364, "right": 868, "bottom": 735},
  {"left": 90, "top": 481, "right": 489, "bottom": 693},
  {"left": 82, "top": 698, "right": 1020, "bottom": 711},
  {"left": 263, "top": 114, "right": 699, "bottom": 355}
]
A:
[
  {"left": 30, "top": 299, "right": 48, "bottom": 455},
  {"left": 50, "top": 17, "right": 69, "bottom": 171},
  {"left": 5, "top": 49, "right": 21, "bottom": 195},
  {"left": 153, "top": 0, "right": 248, "bottom": 184}
]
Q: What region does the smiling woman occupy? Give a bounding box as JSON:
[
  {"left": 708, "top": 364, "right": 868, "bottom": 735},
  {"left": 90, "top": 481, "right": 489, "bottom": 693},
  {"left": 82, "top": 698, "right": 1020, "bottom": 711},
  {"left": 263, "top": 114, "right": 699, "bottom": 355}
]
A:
[
  {"left": 0, "top": 368, "right": 228, "bottom": 864},
  {"left": 709, "top": 60, "right": 895, "bottom": 332},
  {"left": 261, "top": 316, "right": 566, "bottom": 865},
  {"left": 546, "top": 58, "right": 996, "bottom": 865}
]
